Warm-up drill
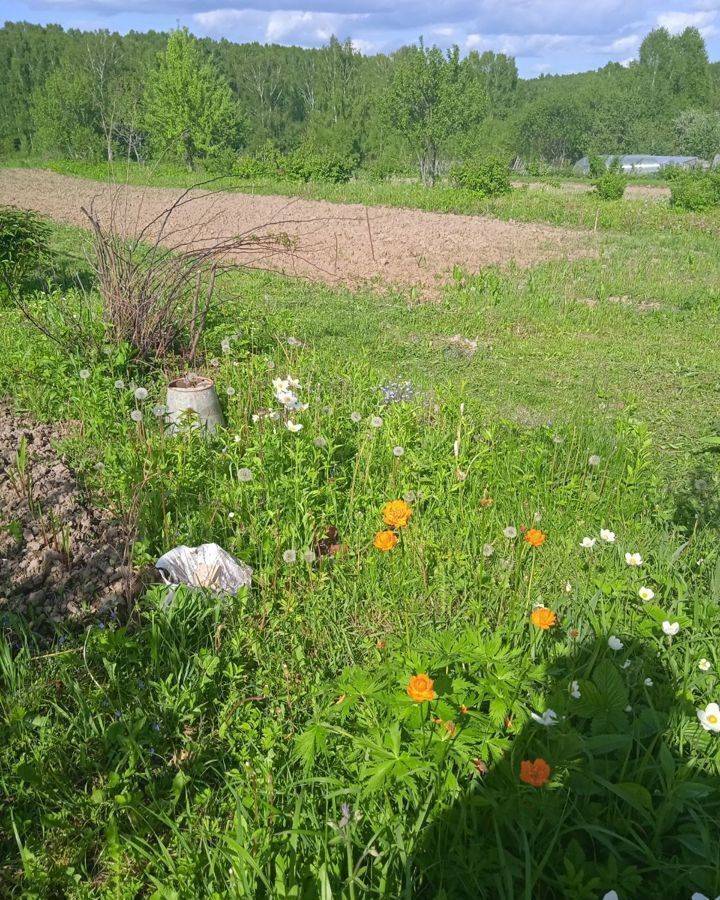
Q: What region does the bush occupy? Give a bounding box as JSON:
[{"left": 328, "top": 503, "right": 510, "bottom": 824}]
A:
[
  {"left": 670, "top": 170, "right": 720, "bottom": 211},
  {"left": 587, "top": 153, "right": 607, "bottom": 179},
  {"left": 283, "top": 146, "right": 355, "bottom": 184},
  {"left": 0, "top": 207, "right": 50, "bottom": 301},
  {"left": 594, "top": 170, "right": 627, "bottom": 200},
  {"left": 450, "top": 157, "right": 512, "bottom": 197}
]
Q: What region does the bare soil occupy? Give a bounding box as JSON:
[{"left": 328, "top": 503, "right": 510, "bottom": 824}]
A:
[
  {"left": 0, "top": 168, "right": 597, "bottom": 294},
  {"left": 515, "top": 180, "right": 671, "bottom": 200},
  {"left": 0, "top": 404, "right": 135, "bottom": 631}
]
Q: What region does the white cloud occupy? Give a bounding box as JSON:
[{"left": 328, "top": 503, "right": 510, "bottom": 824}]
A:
[{"left": 656, "top": 10, "right": 717, "bottom": 32}]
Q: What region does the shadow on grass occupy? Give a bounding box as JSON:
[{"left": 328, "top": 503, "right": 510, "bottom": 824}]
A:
[{"left": 414, "top": 636, "right": 720, "bottom": 900}]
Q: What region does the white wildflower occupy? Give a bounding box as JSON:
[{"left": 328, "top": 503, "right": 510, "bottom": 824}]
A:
[
  {"left": 697, "top": 702, "right": 720, "bottom": 732},
  {"left": 662, "top": 621, "right": 680, "bottom": 636},
  {"left": 608, "top": 635, "right": 624, "bottom": 651},
  {"left": 530, "top": 709, "right": 558, "bottom": 727}
]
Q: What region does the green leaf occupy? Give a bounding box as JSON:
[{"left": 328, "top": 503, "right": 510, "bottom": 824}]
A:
[{"left": 592, "top": 660, "right": 629, "bottom": 711}]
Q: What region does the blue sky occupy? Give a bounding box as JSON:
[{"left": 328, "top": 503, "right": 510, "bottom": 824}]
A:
[{"left": 3, "top": 0, "right": 720, "bottom": 75}]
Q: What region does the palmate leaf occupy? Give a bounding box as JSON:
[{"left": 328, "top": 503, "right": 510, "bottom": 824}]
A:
[{"left": 573, "top": 661, "right": 629, "bottom": 725}]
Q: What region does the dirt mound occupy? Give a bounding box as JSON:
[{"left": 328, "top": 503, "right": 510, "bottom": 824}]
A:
[
  {"left": 0, "top": 405, "right": 134, "bottom": 631},
  {"left": 0, "top": 168, "right": 597, "bottom": 294}
]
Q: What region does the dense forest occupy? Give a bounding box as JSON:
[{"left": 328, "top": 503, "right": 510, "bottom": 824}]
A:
[{"left": 1, "top": 20, "right": 720, "bottom": 176}]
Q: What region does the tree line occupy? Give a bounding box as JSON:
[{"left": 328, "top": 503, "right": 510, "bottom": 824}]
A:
[{"left": 1, "top": 21, "right": 719, "bottom": 181}]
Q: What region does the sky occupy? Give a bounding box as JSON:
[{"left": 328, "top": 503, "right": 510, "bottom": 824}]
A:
[{"left": 3, "top": 0, "right": 720, "bottom": 76}]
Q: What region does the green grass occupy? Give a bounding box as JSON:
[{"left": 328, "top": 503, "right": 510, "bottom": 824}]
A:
[
  {"left": 2, "top": 203, "right": 720, "bottom": 897},
  {"left": 8, "top": 157, "right": 716, "bottom": 235}
]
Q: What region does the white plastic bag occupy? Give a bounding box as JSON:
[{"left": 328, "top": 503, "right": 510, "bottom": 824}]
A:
[{"left": 155, "top": 543, "right": 252, "bottom": 594}]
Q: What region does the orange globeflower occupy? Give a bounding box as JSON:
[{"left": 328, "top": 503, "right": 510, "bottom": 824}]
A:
[
  {"left": 383, "top": 500, "right": 413, "bottom": 529},
  {"left": 520, "top": 758, "right": 551, "bottom": 787},
  {"left": 407, "top": 673, "right": 436, "bottom": 703},
  {"left": 525, "top": 528, "right": 546, "bottom": 548},
  {"left": 374, "top": 530, "right": 398, "bottom": 551},
  {"left": 531, "top": 606, "right": 557, "bottom": 630}
]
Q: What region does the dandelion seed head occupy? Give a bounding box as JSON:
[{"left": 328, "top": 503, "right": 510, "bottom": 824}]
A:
[
  {"left": 350, "top": 411, "right": 362, "bottom": 423},
  {"left": 114, "top": 379, "right": 125, "bottom": 390},
  {"left": 283, "top": 549, "right": 297, "bottom": 564},
  {"left": 79, "top": 368, "right": 91, "bottom": 380},
  {"left": 130, "top": 410, "right": 143, "bottom": 422},
  {"left": 370, "top": 416, "right": 383, "bottom": 428},
  {"left": 134, "top": 387, "right": 149, "bottom": 401},
  {"left": 237, "top": 467, "right": 253, "bottom": 482},
  {"left": 313, "top": 437, "right": 327, "bottom": 448},
  {"left": 588, "top": 454, "right": 601, "bottom": 467},
  {"left": 393, "top": 446, "right": 405, "bottom": 457},
  {"left": 303, "top": 550, "right": 317, "bottom": 564}
]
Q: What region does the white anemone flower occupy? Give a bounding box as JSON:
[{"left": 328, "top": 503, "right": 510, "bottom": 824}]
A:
[
  {"left": 638, "top": 587, "right": 655, "bottom": 601},
  {"left": 565, "top": 581, "right": 572, "bottom": 593},
  {"left": 608, "top": 635, "right": 624, "bottom": 651},
  {"left": 602, "top": 892, "right": 618, "bottom": 900},
  {"left": 530, "top": 709, "right": 558, "bottom": 727},
  {"left": 625, "top": 552, "right": 643, "bottom": 566},
  {"left": 599, "top": 529, "right": 615, "bottom": 543},
  {"left": 699, "top": 659, "right": 712, "bottom": 672},
  {"left": 286, "top": 421, "right": 303, "bottom": 433},
  {"left": 580, "top": 537, "right": 596, "bottom": 548},
  {"left": 569, "top": 680, "right": 581, "bottom": 699},
  {"left": 697, "top": 702, "right": 720, "bottom": 732},
  {"left": 662, "top": 621, "right": 680, "bottom": 636},
  {"left": 644, "top": 677, "right": 654, "bottom": 687}
]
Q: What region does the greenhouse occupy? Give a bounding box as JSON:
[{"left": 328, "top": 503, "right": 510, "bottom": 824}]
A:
[{"left": 573, "top": 154, "right": 707, "bottom": 175}]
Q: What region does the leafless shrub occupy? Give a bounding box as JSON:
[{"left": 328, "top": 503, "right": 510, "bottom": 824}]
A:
[{"left": 81, "top": 180, "right": 303, "bottom": 361}]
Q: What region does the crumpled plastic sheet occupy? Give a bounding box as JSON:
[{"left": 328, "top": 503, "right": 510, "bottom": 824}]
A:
[{"left": 155, "top": 543, "right": 252, "bottom": 595}]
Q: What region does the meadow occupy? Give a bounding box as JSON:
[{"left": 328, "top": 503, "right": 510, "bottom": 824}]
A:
[{"left": 1, "top": 180, "right": 720, "bottom": 899}]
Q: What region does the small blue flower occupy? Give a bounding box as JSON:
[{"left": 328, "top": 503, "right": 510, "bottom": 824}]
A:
[{"left": 114, "top": 710, "right": 122, "bottom": 720}]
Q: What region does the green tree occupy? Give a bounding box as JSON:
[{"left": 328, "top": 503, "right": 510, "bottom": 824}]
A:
[
  {"left": 144, "top": 28, "right": 241, "bottom": 169},
  {"left": 674, "top": 108, "right": 720, "bottom": 158},
  {"left": 381, "top": 41, "right": 486, "bottom": 186},
  {"left": 31, "top": 63, "right": 103, "bottom": 159},
  {"left": 518, "top": 94, "right": 590, "bottom": 163}
]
